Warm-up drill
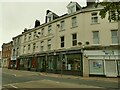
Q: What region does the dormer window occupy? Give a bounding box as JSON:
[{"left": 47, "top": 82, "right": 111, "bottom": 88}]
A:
[
  {"left": 46, "top": 10, "right": 59, "bottom": 23},
  {"left": 47, "top": 12, "right": 53, "bottom": 22},
  {"left": 67, "top": 2, "right": 81, "bottom": 14}
]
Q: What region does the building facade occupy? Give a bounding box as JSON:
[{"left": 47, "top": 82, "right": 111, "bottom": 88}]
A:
[
  {"left": 10, "top": 35, "right": 22, "bottom": 69},
  {"left": 2, "top": 41, "right": 13, "bottom": 68},
  {"left": 11, "top": 1, "right": 119, "bottom": 77},
  {"left": 0, "top": 51, "right": 1, "bottom": 67}
]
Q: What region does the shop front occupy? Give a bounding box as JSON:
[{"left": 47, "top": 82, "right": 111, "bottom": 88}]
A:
[
  {"left": 10, "top": 56, "right": 17, "bottom": 69},
  {"left": 19, "top": 56, "right": 32, "bottom": 71},
  {"left": 85, "top": 50, "right": 118, "bottom": 77},
  {"left": 36, "top": 56, "right": 46, "bottom": 72},
  {"left": 55, "top": 50, "right": 83, "bottom": 76},
  {"left": 89, "top": 59, "right": 104, "bottom": 76},
  {"left": 35, "top": 50, "right": 83, "bottom": 76}
]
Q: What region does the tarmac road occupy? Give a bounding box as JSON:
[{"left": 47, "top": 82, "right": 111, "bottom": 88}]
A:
[{"left": 2, "top": 68, "right": 119, "bottom": 89}]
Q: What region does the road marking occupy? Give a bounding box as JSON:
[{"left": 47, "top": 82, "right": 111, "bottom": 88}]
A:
[
  {"left": 9, "top": 84, "right": 18, "bottom": 88},
  {"left": 56, "top": 82, "right": 60, "bottom": 83},
  {"left": 14, "top": 74, "right": 16, "bottom": 76}
]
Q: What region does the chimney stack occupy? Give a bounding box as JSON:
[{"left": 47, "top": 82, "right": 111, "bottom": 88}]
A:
[
  {"left": 35, "top": 19, "right": 40, "bottom": 28},
  {"left": 87, "top": 0, "right": 96, "bottom": 6}
]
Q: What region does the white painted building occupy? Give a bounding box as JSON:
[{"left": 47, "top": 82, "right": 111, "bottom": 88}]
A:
[{"left": 12, "top": 1, "right": 119, "bottom": 77}]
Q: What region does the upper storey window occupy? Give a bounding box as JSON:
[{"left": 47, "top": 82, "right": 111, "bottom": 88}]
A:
[
  {"left": 111, "top": 30, "right": 118, "bottom": 44},
  {"left": 48, "top": 25, "right": 52, "bottom": 34},
  {"left": 72, "top": 17, "right": 77, "bottom": 28},
  {"left": 91, "top": 12, "right": 98, "bottom": 24},
  {"left": 46, "top": 10, "right": 59, "bottom": 23},
  {"left": 67, "top": 1, "right": 81, "bottom": 14},
  {"left": 24, "top": 35, "right": 27, "bottom": 42},
  {"left": 60, "top": 21, "right": 65, "bottom": 30}
]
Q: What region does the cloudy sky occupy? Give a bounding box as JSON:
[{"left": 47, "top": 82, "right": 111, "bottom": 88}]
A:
[{"left": 0, "top": 0, "right": 87, "bottom": 51}]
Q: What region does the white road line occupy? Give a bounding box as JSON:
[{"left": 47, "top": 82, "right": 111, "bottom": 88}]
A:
[
  {"left": 9, "top": 84, "right": 18, "bottom": 88},
  {"left": 14, "top": 74, "right": 16, "bottom": 76},
  {"left": 56, "top": 82, "right": 60, "bottom": 83}
]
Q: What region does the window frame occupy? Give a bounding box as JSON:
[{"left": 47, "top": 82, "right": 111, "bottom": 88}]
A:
[
  {"left": 111, "top": 30, "right": 118, "bottom": 44},
  {"left": 41, "top": 28, "right": 44, "bottom": 36},
  {"left": 72, "top": 17, "right": 77, "bottom": 28},
  {"left": 91, "top": 12, "right": 98, "bottom": 24},
  {"left": 72, "top": 33, "right": 77, "bottom": 46},
  {"left": 47, "top": 39, "right": 51, "bottom": 50},
  {"left": 60, "top": 21, "right": 65, "bottom": 30},
  {"left": 92, "top": 31, "right": 99, "bottom": 44},
  {"left": 41, "top": 41, "right": 44, "bottom": 51},
  {"left": 48, "top": 25, "right": 52, "bottom": 34},
  {"left": 60, "top": 36, "right": 65, "bottom": 48}
]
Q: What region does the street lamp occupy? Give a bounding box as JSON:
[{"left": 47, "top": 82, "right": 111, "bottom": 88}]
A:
[{"left": 45, "top": 53, "right": 49, "bottom": 75}]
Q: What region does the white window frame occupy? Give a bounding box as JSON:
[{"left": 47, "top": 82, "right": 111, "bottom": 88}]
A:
[
  {"left": 91, "top": 12, "right": 98, "bottom": 24},
  {"left": 111, "top": 30, "right": 118, "bottom": 44},
  {"left": 41, "top": 41, "right": 44, "bottom": 51},
  {"left": 33, "top": 31, "right": 37, "bottom": 39},
  {"left": 48, "top": 25, "right": 52, "bottom": 34},
  {"left": 93, "top": 31, "right": 99, "bottom": 44},
  {"left": 72, "top": 33, "right": 77, "bottom": 46},
  {"left": 60, "top": 21, "right": 65, "bottom": 30},
  {"left": 28, "top": 44, "right": 30, "bottom": 51},
  {"left": 72, "top": 17, "right": 77, "bottom": 28},
  {"left": 28, "top": 33, "right": 31, "bottom": 41},
  {"left": 24, "top": 35, "right": 27, "bottom": 42},
  {"left": 41, "top": 28, "right": 44, "bottom": 36},
  {"left": 47, "top": 39, "right": 51, "bottom": 50},
  {"left": 33, "top": 43, "right": 36, "bottom": 52}
]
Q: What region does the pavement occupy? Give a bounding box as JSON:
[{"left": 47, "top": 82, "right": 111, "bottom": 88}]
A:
[
  {"left": 2, "top": 68, "right": 119, "bottom": 83},
  {"left": 38, "top": 72, "right": 118, "bottom": 83}
]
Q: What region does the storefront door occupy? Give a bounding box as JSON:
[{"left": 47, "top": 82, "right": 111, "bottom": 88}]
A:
[{"left": 105, "top": 60, "right": 117, "bottom": 77}]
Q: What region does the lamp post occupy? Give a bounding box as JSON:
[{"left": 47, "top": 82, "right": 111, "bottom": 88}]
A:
[
  {"left": 53, "top": 51, "right": 56, "bottom": 73},
  {"left": 60, "top": 52, "right": 63, "bottom": 76},
  {"left": 45, "top": 53, "right": 48, "bottom": 75}
]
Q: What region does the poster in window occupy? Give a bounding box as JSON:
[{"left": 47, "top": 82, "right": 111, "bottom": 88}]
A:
[
  {"left": 93, "top": 61, "right": 102, "bottom": 69},
  {"left": 68, "top": 64, "right": 71, "bottom": 70},
  {"left": 89, "top": 60, "right": 104, "bottom": 75}
]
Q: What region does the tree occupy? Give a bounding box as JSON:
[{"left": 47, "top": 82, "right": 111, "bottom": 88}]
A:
[{"left": 95, "top": 1, "right": 120, "bottom": 21}]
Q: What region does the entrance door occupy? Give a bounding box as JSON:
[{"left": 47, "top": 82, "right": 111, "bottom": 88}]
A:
[{"left": 105, "top": 60, "right": 117, "bottom": 77}]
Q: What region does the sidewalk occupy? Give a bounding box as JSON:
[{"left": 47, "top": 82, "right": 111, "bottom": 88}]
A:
[
  {"left": 3, "top": 68, "right": 118, "bottom": 83},
  {"left": 38, "top": 72, "right": 119, "bottom": 83}
]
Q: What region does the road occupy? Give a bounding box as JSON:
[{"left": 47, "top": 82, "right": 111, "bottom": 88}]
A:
[{"left": 2, "top": 68, "right": 119, "bottom": 89}]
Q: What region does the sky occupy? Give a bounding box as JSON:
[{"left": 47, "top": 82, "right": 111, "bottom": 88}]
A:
[{"left": 0, "top": 0, "right": 88, "bottom": 51}]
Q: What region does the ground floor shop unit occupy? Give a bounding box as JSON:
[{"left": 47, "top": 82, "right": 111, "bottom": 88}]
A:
[
  {"left": 85, "top": 50, "right": 120, "bottom": 77},
  {"left": 10, "top": 48, "right": 119, "bottom": 77},
  {"left": 18, "top": 49, "right": 83, "bottom": 76}
]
